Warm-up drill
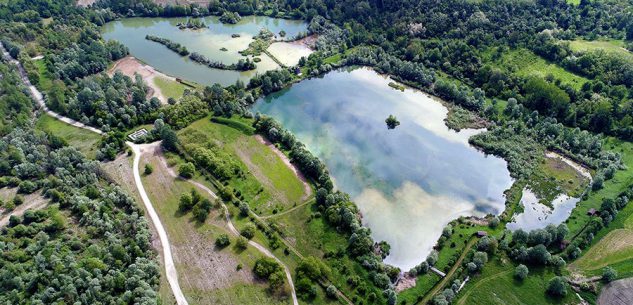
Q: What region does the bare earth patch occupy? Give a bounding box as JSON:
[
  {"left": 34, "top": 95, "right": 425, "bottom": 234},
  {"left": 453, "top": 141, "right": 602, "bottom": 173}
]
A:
[
  {"left": 598, "top": 278, "right": 633, "bottom": 305},
  {"left": 109, "top": 56, "right": 176, "bottom": 104},
  {"left": 141, "top": 144, "right": 273, "bottom": 303},
  {"left": 0, "top": 191, "right": 48, "bottom": 227},
  {"left": 76, "top": 0, "right": 97, "bottom": 7}
]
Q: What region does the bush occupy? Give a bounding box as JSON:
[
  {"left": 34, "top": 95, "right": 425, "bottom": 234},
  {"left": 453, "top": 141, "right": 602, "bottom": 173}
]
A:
[
  {"left": 514, "top": 264, "right": 529, "bottom": 281},
  {"left": 240, "top": 222, "right": 256, "bottom": 239},
  {"left": 178, "top": 162, "right": 195, "bottom": 178},
  {"left": 602, "top": 267, "right": 617, "bottom": 283},
  {"left": 235, "top": 236, "right": 248, "bottom": 249},
  {"left": 144, "top": 164, "right": 153, "bottom": 175},
  {"left": 546, "top": 276, "right": 568, "bottom": 298},
  {"left": 13, "top": 195, "right": 24, "bottom": 206},
  {"left": 215, "top": 234, "right": 230, "bottom": 248},
  {"left": 326, "top": 285, "right": 337, "bottom": 298}
]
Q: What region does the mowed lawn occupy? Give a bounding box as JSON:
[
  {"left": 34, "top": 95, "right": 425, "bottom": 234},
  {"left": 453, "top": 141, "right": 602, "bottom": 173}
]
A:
[
  {"left": 140, "top": 148, "right": 290, "bottom": 305},
  {"left": 36, "top": 114, "right": 101, "bottom": 159},
  {"left": 487, "top": 48, "right": 589, "bottom": 90},
  {"left": 456, "top": 259, "right": 578, "bottom": 305},
  {"left": 178, "top": 117, "right": 307, "bottom": 215}
]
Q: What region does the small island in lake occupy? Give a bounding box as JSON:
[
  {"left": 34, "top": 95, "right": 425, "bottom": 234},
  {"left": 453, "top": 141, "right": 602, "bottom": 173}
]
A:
[{"left": 385, "top": 114, "right": 400, "bottom": 129}]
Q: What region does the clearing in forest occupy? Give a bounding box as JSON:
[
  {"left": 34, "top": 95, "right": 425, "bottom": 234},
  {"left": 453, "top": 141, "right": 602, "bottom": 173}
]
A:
[
  {"left": 36, "top": 114, "right": 101, "bottom": 159},
  {"left": 178, "top": 117, "right": 309, "bottom": 216},
  {"left": 140, "top": 143, "right": 290, "bottom": 305},
  {"left": 487, "top": 48, "right": 589, "bottom": 90}
]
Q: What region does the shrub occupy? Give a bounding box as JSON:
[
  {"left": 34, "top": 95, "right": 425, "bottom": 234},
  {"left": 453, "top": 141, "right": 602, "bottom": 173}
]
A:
[
  {"left": 235, "top": 236, "right": 248, "bottom": 249},
  {"left": 240, "top": 222, "right": 256, "bottom": 239},
  {"left": 546, "top": 276, "right": 568, "bottom": 297},
  {"left": 144, "top": 164, "right": 153, "bottom": 175},
  {"left": 178, "top": 162, "right": 195, "bottom": 178},
  {"left": 215, "top": 234, "right": 230, "bottom": 248},
  {"left": 514, "top": 264, "right": 529, "bottom": 281},
  {"left": 603, "top": 267, "right": 617, "bottom": 283}
]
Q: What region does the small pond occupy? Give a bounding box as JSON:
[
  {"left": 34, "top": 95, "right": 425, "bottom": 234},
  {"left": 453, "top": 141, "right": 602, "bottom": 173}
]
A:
[
  {"left": 102, "top": 16, "right": 308, "bottom": 86},
  {"left": 253, "top": 68, "right": 514, "bottom": 269},
  {"left": 506, "top": 189, "right": 580, "bottom": 231}
]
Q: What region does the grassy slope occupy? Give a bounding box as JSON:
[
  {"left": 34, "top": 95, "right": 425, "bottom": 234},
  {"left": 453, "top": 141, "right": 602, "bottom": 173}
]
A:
[
  {"left": 34, "top": 59, "right": 53, "bottom": 92},
  {"left": 35, "top": 114, "right": 101, "bottom": 159},
  {"left": 179, "top": 117, "right": 307, "bottom": 215},
  {"left": 568, "top": 39, "right": 633, "bottom": 60},
  {"left": 456, "top": 258, "right": 577, "bottom": 305},
  {"left": 571, "top": 193, "right": 633, "bottom": 278},
  {"left": 141, "top": 152, "right": 289, "bottom": 305},
  {"left": 566, "top": 138, "right": 633, "bottom": 238},
  {"left": 487, "top": 48, "right": 589, "bottom": 90},
  {"left": 153, "top": 76, "right": 187, "bottom": 100}
]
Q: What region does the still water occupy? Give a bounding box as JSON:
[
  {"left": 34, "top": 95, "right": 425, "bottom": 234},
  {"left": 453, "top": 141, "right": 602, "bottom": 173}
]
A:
[
  {"left": 254, "top": 68, "right": 514, "bottom": 269},
  {"left": 102, "top": 16, "right": 308, "bottom": 86}
]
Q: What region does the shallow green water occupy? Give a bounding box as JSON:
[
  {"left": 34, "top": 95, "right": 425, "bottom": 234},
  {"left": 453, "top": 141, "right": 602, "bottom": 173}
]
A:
[
  {"left": 254, "top": 68, "right": 513, "bottom": 269},
  {"left": 102, "top": 16, "right": 308, "bottom": 86}
]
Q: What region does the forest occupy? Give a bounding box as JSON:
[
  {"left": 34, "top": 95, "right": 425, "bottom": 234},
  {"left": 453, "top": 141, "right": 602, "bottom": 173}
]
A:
[{"left": 1, "top": 0, "right": 633, "bottom": 304}]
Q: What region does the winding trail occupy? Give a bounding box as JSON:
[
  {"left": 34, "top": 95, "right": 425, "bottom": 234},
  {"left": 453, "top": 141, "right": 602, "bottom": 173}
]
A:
[
  {"left": 155, "top": 145, "right": 299, "bottom": 305},
  {"left": 129, "top": 142, "right": 189, "bottom": 305},
  {"left": 0, "top": 42, "right": 103, "bottom": 135}
]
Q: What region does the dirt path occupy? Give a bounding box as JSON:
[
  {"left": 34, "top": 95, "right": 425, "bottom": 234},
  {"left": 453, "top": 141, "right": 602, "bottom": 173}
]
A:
[
  {"left": 109, "top": 56, "right": 177, "bottom": 105},
  {"left": 155, "top": 144, "right": 299, "bottom": 305},
  {"left": 129, "top": 142, "right": 189, "bottom": 305},
  {"left": 255, "top": 135, "right": 312, "bottom": 201},
  {"left": 422, "top": 237, "right": 478, "bottom": 305},
  {"left": 0, "top": 42, "right": 103, "bottom": 135},
  {"left": 0, "top": 192, "right": 48, "bottom": 227},
  {"left": 260, "top": 199, "right": 312, "bottom": 220}
]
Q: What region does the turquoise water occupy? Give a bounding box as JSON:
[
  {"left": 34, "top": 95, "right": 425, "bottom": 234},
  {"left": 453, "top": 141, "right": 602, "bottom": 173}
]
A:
[
  {"left": 102, "top": 16, "right": 308, "bottom": 86},
  {"left": 253, "top": 68, "right": 514, "bottom": 269}
]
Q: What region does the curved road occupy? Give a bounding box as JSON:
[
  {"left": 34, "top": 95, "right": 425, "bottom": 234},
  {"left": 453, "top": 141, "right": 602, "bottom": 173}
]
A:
[
  {"left": 156, "top": 146, "right": 299, "bottom": 305},
  {"left": 3, "top": 42, "right": 188, "bottom": 305},
  {"left": 129, "top": 143, "right": 189, "bottom": 305},
  {"left": 0, "top": 43, "right": 103, "bottom": 135}
]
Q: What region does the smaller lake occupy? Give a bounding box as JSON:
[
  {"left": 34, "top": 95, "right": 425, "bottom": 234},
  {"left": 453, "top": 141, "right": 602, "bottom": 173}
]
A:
[
  {"left": 102, "top": 16, "right": 308, "bottom": 86},
  {"left": 254, "top": 68, "right": 514, "bottom": 270},
  {"left": 506, "top": 189, "right": 580, "bottom": 231}
]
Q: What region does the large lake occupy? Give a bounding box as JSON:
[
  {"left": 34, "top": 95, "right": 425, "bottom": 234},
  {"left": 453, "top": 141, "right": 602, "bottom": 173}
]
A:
[
  {"left": 102, "top": 16, "right": 308, "bottom": 86},
  {"left": 254, "top": 68, "right": 514, "bottom": 269}
]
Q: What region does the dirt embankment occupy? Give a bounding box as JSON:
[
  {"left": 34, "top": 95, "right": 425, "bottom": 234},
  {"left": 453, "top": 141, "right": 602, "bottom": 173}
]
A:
[{"left": 109, "top": 56, "right": 176, "bottom": 105}]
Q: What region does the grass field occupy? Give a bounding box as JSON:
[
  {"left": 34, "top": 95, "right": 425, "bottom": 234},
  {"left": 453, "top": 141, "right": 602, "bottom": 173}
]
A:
[
  {"left": 571, "top": 187, "right": 633, "bottom": 278},
  {"left": 34, "top": 59, "right": 53, "bottom": 92},
  {"left": 35, "top": 114, "right": 101, "bottom": 159},
  {"left": 141, "top": 148, "right": 291, "bottom": 305},
  {"left": 153, "top": 76, "right": 187, "bottom": 100},
  {"left": 456, "top": 258, "right": 577, "bottom": 305},
  {"left": 486, "top": 48, "right": 589, "bottom": 90},
  {"left": 568, "top": 39, "right": 633, "bottom": 61},
  {"left": 178, "top": 117, "right": 307, "bottom": 215},
  {"left": 566, "top": 138, "right": 633, "bottom": 238}
]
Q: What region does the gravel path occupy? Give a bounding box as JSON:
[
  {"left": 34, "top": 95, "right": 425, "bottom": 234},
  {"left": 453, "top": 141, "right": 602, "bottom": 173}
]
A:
[
  {"left": 0, "top": 42, "right": 103, "bottom": 135},
  {"left": 155, "top": 144, "right": 299, "bottom": 305},
  {"left": 129, "top": 142, "right": 189, "bottom": 305}
]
